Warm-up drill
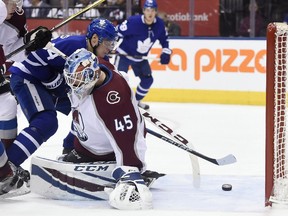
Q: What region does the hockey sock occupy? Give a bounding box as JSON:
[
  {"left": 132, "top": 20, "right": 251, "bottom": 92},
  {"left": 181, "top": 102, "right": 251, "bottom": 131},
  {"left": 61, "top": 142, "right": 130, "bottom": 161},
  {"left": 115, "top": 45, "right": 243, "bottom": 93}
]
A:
[{"left": 6, "top": 127, "right": 44, "bottom": 166}]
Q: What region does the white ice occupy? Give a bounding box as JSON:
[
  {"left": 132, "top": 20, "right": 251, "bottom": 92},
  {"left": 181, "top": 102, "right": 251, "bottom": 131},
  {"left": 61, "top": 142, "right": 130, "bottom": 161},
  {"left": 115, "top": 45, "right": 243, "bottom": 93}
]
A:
[{"left": 2, "top": 102, "right": 287, "bottom": 216}]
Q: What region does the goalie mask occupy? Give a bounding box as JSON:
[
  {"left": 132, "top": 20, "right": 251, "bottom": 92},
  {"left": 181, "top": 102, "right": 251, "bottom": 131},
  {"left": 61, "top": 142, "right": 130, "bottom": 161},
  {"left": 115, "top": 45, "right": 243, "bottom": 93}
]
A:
[{"left": 64, "top": 48, "right": 100, "bottom": 99}]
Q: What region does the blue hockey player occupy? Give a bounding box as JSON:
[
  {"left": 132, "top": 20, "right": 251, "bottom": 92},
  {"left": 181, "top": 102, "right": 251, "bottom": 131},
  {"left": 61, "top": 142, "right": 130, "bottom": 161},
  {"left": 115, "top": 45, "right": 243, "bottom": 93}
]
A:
[
  {"left": 114, "top": 0, "right": 171, "bottom": 110},
  {"left": 0, "top": 18, "right": 118, "bottom": 197},
  {"left": 0, "top": 0, "right": 52, "bottom": 198}
]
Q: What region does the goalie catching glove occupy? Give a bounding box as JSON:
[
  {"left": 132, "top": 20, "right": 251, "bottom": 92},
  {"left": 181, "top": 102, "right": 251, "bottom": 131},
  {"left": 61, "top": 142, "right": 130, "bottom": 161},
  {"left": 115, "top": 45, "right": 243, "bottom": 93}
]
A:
[
  {"left": 24, "top": 26, "right": 52, "bottom": 52},
  {"left": 106, "top": 166, "right": 153, "bottom": 210}
]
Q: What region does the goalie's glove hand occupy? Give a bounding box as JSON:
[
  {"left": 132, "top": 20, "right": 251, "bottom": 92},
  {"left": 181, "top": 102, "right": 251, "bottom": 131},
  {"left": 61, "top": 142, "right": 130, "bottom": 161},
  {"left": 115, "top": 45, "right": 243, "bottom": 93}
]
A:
[
  {"left": 108, "top": 166, "right": 153, "bottom": 210},
  {"left": 160, "top": 48, "right": 172, "bottom": 65},
  {"left": 24, "top": 26, "right": 52, "bottom": 52}
]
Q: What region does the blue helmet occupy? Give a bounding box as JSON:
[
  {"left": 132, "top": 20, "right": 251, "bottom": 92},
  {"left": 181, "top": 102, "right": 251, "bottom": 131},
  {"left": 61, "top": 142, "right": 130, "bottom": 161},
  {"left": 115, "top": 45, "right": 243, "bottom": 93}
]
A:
[
  {"left": 86, "top": 18, "right": 118, "bottom": 44},
  {"left": 143, "top": 0, "right": 158, "bottom": 9},
  {"left": 64, "top": 48, "right": 100, "bottom": 98}
]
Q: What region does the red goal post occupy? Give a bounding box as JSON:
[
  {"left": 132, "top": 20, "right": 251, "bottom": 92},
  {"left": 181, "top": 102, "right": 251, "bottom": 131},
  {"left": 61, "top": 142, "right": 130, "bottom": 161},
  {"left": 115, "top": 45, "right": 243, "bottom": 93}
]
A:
[{"left": 266, "top": 22, "right": 288, "bottom": 206}]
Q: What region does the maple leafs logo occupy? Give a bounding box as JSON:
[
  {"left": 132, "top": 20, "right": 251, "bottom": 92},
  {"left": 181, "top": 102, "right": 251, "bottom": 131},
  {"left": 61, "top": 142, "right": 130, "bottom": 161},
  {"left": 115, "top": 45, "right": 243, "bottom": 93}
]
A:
[
  {"left": 99, "top": 19, "right": 106, "bottom": 26},
  {"left": 136, "top": 38, "right": 153, "bottom": 54}
]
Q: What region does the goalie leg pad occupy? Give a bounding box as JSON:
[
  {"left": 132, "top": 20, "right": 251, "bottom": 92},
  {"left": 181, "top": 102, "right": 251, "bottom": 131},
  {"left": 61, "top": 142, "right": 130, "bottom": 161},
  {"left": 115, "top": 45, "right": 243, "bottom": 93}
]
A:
[{"left": 30, "top": 156, "right": 116, "bottom": 200}]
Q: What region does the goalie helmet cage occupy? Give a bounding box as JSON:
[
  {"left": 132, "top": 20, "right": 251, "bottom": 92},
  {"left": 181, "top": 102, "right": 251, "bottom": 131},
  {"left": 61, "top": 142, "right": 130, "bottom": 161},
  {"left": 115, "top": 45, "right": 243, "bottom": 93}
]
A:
[{"left": 266, "top": 22, "right": 288, "bottom": 206}]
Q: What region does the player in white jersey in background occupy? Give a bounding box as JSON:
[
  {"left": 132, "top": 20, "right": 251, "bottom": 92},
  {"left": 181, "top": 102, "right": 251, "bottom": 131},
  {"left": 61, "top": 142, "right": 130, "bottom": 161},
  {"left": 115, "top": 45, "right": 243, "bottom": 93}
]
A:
[
  {"left": 0, "top": 0, "right": 52, "bottom": 197},
  {"left": 114, "top": 0, "right": 171, "bottom": 110},
  {"left": 62, "top": 48, "right": 152, "bottom": 210}
]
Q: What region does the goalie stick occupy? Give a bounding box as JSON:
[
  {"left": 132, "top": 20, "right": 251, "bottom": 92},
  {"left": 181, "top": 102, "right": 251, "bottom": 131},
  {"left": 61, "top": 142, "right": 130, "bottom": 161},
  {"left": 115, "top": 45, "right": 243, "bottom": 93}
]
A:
[
  {"left": 5, "top": 0, "right": 106, "bottom": 60},
  {"left": 146, "top": 128, "right": 236, "bottom": 166},
  {"left": 141, "top": 109, "right": 236, "bottom": 185}
]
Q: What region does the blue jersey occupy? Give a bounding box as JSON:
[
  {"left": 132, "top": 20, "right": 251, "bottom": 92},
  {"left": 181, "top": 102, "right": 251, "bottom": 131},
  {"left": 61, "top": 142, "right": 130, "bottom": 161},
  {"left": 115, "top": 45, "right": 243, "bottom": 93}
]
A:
[
  {"left": 116, "top": 15, "right": 169, "bottom": 58},
  {"left": 10, "top": 35, "right": 87, "bottom": 83}
]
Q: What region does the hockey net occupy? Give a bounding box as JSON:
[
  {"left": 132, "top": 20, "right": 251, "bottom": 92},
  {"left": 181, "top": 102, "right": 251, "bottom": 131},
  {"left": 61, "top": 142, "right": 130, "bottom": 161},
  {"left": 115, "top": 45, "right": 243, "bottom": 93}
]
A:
[{"left": 266, "top": 22, "right": 288, "bottom": 206}]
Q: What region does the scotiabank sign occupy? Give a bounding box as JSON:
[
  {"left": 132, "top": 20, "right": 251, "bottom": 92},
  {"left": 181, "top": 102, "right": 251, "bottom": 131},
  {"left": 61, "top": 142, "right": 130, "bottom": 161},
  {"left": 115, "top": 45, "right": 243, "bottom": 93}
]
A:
[{"left": 156, "top": 0, "right": 219, "bottom": 36}]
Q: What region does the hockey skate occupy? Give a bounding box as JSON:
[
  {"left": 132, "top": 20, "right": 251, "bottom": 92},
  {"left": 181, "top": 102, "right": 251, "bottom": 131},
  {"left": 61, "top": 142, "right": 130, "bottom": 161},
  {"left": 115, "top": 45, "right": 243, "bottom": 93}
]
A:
[
  {"left": 138, "top": 101, "right": 150, "bottom": 110},
  {"left": 0, "top": 162, "right": 30, "bottom": 199}
]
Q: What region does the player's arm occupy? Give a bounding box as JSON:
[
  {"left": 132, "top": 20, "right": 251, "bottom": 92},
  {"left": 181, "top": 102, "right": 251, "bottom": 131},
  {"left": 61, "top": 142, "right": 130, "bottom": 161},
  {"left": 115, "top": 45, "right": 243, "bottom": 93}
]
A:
[{"left": 158, "top": 22, "right": 172, "bottom": 65}]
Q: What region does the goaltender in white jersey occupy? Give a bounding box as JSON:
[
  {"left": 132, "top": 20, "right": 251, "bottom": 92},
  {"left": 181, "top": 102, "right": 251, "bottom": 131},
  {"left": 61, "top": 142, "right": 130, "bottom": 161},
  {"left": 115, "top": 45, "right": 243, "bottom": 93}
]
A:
[{"left": 61, "top": 48, "right": 152, "bottom": 210}]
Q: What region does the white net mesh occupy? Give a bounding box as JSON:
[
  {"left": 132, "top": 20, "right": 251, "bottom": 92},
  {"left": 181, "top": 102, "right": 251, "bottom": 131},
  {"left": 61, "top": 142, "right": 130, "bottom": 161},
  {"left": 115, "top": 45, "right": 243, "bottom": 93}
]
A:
[{"left": 270, "top": 23, "right": 288, "bottom": 204}]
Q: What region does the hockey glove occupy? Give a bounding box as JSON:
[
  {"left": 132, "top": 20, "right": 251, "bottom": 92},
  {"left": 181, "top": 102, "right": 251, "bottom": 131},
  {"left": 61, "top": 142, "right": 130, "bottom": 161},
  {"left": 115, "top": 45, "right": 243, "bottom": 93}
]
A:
[
  {"left": 160, "top": 48, "right": 172, "bottom": 65},
  {"left": 41, "top": 73, "right": 70, "bottom": 97},
  {"left": 24, "top": 26, "right": 52, "bottom": 52},
  {"left": 107, "top": 166, "right": 153, "bottom": 210}
]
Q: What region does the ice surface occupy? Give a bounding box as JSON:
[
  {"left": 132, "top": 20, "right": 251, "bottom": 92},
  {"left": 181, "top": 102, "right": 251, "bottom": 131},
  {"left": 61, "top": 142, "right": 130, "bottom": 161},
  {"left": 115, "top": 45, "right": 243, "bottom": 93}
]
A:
[{"left": 2, "top": 102, "right": 286, "bottom": 216}]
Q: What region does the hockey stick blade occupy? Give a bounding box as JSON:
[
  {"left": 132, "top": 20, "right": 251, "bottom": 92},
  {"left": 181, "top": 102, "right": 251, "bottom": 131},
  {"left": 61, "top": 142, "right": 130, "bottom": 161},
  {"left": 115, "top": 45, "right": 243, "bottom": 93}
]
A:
[
  {"left": 214, "top": 154, "right": 237, "bottom": 166},
  {"left": 146, "top": 128, "right": 236, "bottom": 166}
]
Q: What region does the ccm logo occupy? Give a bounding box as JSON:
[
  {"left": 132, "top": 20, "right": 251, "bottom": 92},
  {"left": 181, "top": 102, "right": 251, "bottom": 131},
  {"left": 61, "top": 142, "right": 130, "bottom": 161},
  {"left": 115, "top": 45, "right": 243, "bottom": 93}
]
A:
[{"left": 74, "top": 165, "right": 109, "bottom": 171}]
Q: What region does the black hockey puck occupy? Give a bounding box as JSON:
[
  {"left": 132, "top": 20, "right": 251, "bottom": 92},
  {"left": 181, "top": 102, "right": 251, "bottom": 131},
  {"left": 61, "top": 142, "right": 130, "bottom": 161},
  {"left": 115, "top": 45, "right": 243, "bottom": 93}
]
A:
[{"left": 222, "top": 184, "right": 232, "bottom": 191}]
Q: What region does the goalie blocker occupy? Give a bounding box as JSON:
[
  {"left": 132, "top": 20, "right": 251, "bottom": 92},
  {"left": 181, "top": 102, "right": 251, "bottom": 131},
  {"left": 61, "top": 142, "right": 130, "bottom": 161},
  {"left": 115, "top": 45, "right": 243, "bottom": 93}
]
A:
[{"left": 30, "top": 156, "right": 165, "bottom": 206}]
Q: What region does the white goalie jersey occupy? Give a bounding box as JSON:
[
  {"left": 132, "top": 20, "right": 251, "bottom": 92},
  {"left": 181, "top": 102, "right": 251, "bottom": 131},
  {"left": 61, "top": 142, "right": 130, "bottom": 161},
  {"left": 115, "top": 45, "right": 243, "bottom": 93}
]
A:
[{"left": 69, "top": 59, "right": 147, "bottom": 171}]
